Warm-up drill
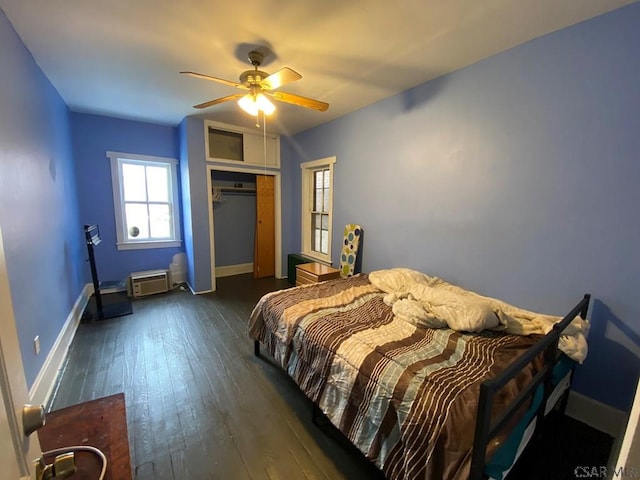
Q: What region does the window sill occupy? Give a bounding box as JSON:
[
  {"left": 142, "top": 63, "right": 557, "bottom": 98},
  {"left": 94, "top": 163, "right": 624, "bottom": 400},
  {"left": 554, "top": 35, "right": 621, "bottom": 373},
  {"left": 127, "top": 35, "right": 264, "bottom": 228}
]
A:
[{"left": 116, "top": 240, "right": 182, "bottom": 251}]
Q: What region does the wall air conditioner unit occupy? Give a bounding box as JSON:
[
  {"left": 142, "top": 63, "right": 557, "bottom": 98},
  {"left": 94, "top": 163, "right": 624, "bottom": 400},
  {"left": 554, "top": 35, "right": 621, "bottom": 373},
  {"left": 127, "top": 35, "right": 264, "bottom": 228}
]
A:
[{"left": 129, "top": 269, "right": 170, "bottom": 298}]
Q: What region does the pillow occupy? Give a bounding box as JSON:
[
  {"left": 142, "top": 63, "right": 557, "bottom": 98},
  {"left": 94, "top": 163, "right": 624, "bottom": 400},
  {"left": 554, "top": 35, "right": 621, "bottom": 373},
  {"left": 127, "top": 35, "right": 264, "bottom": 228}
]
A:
[
  {"left": 369, "top": 268, "right": 432, "bottom": 293},
  {"left": 408, "top": 284, "right": 500, "bottom": 333}
]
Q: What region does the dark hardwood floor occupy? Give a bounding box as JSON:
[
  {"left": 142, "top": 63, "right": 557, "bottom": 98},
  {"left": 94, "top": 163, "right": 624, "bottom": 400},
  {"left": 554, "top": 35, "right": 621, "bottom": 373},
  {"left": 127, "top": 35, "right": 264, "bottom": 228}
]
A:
[
  {"left": 50, "top": 274, "right": 613, "bottom": 479},
  {"left": 50, "top": 275, "right": 384, "bottom": 480}
]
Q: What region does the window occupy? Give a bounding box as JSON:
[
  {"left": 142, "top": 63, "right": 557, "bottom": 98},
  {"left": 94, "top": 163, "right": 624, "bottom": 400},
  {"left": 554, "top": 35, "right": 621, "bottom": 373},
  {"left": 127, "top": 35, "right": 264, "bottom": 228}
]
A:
[
  {"left": 107, "top": 151, "right": 181, "bottom": 250},
  {"left": 208, "top": 127, "right": 243, "bottom": 161},
  {"left": 301, "top": 156, "right": 336, "bottom": 263}
]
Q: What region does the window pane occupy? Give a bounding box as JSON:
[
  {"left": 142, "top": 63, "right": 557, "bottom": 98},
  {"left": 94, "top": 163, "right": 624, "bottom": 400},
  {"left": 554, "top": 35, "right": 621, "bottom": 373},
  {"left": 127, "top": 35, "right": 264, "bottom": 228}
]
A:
[
  {"left": 122, "top": 164, "right": 147, "bottom": 202},
  {"left": 125, "top": 203, "right": 149, "bottom": 240},
  {"left": 311, "top": 213, "right": 321, "bottom": 252},
  {"left": 314, "top": 189, "right": 322, "bottom": 212},
  {"left": 208, "top": 128, "right": 243, "bottom": 161},
  {"left": 146, "top": 165, "right": 169, "bottom": 202},
  {"left": 321, "top": 213, "right": 329, "bottom": 253},
  {"left": 149, "top": 204, "right": 171, "bottom": 238},
  {"left": 320, "top": 169, "right": 330, "bottom": 212},
  {"left": 313, "top": 171, "right": 322, "bottom": 211}
]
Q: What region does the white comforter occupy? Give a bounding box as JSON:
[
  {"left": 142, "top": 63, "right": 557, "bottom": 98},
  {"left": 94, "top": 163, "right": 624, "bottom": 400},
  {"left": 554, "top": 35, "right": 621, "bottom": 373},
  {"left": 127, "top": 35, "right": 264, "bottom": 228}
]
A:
[{"left": 368, "top": 268, "right": 589, "bottom": 363}]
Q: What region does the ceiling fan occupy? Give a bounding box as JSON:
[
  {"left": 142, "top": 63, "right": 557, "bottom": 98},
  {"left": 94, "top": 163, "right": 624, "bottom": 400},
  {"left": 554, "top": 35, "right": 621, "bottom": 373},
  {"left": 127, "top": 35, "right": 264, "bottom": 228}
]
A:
[{"left": 181, "top": 50, "right": 329, "bottom": 116}]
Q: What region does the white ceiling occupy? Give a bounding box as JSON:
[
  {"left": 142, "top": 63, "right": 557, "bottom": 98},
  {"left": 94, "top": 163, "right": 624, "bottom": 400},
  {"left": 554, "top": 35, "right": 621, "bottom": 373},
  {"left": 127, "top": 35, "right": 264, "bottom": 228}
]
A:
[{"left": 1, "top": 0, "right": 636, "bottom": 135}]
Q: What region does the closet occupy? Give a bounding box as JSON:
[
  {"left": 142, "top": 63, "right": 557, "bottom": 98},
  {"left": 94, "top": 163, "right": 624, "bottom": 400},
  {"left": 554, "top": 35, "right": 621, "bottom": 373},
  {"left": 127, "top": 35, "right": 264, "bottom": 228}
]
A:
[
  {"left": 211, "top": 170, "right": 275, "bottom": 279},
  {"left": 205, "top": 120, "right": 281, "bottom": 283}
]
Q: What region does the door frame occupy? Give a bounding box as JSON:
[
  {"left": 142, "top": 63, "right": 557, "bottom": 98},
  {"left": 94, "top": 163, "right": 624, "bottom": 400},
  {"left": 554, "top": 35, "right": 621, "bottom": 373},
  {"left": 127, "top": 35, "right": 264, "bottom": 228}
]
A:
[{"left": 206, "top": 164, "right": 282, "bottom": 291}]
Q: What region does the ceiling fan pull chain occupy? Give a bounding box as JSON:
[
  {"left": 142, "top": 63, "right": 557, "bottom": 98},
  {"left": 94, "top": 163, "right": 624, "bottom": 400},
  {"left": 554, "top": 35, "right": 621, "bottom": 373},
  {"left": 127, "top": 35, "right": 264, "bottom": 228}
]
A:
[{"left": 263, "top": 113, "right": 268, "bottom": 177}]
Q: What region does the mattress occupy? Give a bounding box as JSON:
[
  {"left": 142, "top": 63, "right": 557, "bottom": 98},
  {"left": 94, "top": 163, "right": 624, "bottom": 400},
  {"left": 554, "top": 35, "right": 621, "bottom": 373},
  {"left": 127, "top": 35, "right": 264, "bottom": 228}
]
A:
[{"left": 249, "top": 274, "right": 546, "bottom": 480}]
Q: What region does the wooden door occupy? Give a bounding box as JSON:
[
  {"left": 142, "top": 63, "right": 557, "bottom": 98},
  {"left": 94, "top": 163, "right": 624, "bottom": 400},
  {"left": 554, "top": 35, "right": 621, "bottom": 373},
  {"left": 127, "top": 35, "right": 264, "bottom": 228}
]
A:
[
  {"left": 254, "top": 175, "right": 275, "bottom": 278},
  {"left": 0, "top": 223, "right": 41, "bottom": 479}
]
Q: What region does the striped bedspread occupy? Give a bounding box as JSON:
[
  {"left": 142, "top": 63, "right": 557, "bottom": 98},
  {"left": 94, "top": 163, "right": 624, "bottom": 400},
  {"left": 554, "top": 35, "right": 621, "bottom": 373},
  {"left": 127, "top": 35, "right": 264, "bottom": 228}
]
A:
[{"left": 248, "top": 274, "right": 539, "bottom": 480}]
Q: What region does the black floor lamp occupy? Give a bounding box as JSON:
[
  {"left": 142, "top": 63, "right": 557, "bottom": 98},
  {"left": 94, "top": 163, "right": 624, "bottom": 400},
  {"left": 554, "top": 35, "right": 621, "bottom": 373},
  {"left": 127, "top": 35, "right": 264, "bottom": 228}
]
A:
[{"left": 83, "top": 224, "right": 132, "bottom": 320}]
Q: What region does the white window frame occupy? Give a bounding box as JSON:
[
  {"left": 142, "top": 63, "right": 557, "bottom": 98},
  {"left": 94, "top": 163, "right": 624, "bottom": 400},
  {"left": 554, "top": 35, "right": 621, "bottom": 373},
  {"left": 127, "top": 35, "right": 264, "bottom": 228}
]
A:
[
  {"left": 107, "top": 151, "right": 182, "bottom": 250},
  {"left": 300, "top": 156, "right": 336, "bottom": 264}
]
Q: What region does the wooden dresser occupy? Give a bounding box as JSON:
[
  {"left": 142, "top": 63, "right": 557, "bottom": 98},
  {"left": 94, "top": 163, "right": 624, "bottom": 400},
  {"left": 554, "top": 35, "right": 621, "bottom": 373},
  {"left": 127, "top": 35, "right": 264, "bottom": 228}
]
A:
[{"left": 296, "top": 262, "right": 340, "bottom": 286}]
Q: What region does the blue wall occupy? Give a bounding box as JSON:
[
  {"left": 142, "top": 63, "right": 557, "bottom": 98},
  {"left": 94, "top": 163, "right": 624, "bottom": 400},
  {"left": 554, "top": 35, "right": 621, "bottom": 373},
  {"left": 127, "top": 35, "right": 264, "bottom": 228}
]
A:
[
  {"left": 178, "top": 119, "right": 196, "bottom": 288},
  {"left": 282, "top": 4, "right": 640, "bottom": 411},
  {"left": 280, "top": 138, "right": 300, "bottom": 274},
  {"left": 0, "top": 9, "right": 85, "bottom": 387},
  {"left": 71, "top": 113, "right": 183, "bottom": 283},
  {"left": 212, "top": 171, "right": 256, "bottom": 267},
  {"left": 178, "top": 117, "right": 212, "bottom": 292}
]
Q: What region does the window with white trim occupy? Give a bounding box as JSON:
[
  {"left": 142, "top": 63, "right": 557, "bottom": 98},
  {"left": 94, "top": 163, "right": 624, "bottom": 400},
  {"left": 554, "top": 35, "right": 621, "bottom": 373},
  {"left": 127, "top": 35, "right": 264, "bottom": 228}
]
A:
[
  {"left": 301, "top": 156, "right": 336, "bottom": 263},
  {"left": 107, "top": 151, "right": 181, "bottom": 250}
]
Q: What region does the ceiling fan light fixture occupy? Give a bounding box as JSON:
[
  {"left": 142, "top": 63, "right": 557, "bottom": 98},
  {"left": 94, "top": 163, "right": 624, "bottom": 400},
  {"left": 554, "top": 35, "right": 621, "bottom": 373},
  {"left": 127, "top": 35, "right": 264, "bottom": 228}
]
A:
[
  {"left": 238, "top": 94, "right": 259, "bottom": 116},
  {"left": 238, "top": 92, "right": 275, "bottom": 116},
  {"left": 183, "top": 48, "right": 328, "bottom": 114},
  {"left": 256, "top": 93, "right": 275, "bottom": 115}
]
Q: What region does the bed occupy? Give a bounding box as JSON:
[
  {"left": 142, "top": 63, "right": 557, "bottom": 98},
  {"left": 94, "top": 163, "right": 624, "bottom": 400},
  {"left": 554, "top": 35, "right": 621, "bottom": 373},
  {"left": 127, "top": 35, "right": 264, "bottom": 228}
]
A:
[{"left": 248, "top": 269, "right": 590, "bottom": 480}]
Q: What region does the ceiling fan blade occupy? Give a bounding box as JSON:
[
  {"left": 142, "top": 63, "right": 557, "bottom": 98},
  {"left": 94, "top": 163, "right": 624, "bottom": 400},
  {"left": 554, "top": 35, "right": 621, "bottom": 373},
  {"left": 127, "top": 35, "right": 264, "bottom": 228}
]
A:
[
  {"left": 193, "top": 93, "right": 246, "bottom": 109},
  {"left": 268, "top": 91, "right": 329, "bottom": 112},
  {"left": 180, "top": 71, "right": 248, "bottom": 90},
  {"left": 261, "top": 67, "right": 302, "bottom": 91}
]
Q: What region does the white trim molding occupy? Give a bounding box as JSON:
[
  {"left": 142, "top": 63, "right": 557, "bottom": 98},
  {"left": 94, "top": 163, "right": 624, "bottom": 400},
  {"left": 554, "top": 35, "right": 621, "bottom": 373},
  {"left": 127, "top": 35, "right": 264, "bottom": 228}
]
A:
[
  {"left": 207, "top": 164, "right": 283, "bottom": 292},
  {"left": 215, "top": 263, "right": 254, "bottom": 278},
  {"left": 300, "top": 156, "right": 336, "bottom": 264},
  {"left": 106, "top": 151, "right": 182, "bottom": 251},
  {"left": 29, "top": 283, "right": 92, "bottom": 407},
  {"left": 566, "top": 390, "right": 626, "bottom": 437},
  {"left": 185, "top": 281, "right": 214, "bottom": 296},
  {"left": 204, "top": 120, "right": 281, "bottom": 169}
]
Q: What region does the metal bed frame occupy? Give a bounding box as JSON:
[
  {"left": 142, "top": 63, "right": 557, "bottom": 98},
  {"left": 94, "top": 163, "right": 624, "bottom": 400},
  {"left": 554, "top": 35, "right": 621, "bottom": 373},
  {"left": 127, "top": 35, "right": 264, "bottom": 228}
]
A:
[
  {"left": 469, "top": 293, "right": 591, "bottom": 479},
  {"left": 253, "top": 293, "right": 591, "bottom": 479}
]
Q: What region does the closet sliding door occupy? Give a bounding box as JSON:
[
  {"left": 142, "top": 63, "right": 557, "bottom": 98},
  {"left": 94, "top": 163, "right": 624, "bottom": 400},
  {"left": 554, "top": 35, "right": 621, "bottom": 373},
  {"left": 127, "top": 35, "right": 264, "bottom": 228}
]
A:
[{"left": 254, "top": 175, "right": 275, "bottom": 278}]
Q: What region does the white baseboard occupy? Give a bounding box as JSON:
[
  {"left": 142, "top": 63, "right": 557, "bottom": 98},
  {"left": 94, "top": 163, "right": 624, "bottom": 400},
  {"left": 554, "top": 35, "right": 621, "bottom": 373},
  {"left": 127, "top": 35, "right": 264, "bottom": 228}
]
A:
[
  {"left": 215, "top": 262, "right": 253, "bottom": 278},
  {"left": 186, "top": 281, "right": 214, "bottom": 295},
  {"left": 566, "top": 390, "right": 626, "bottom": 437},
  {"left": 28, "top": 283, "right": 92, "bottom": 407},
  {"left": 100, "top": 285, "right": 126, "bottom": 294}
]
